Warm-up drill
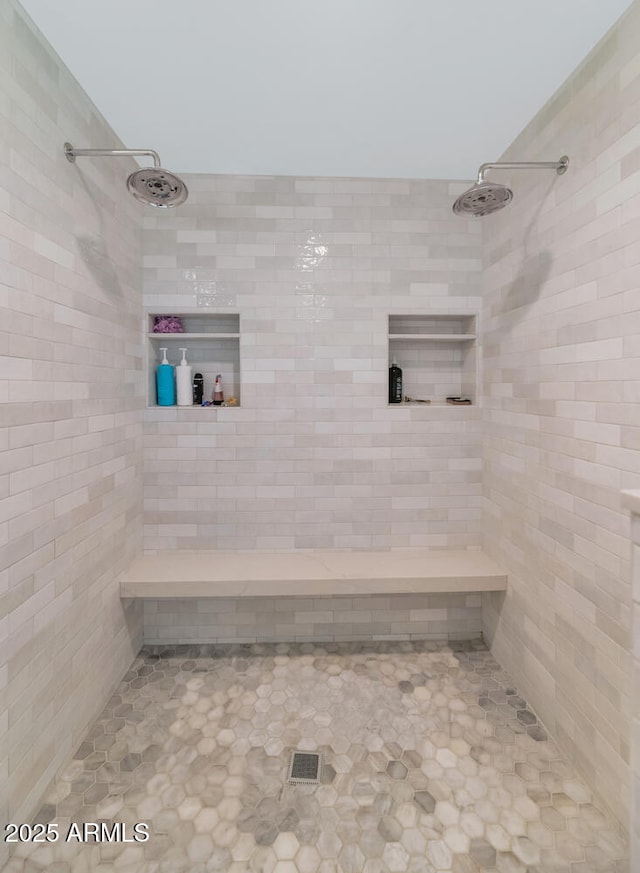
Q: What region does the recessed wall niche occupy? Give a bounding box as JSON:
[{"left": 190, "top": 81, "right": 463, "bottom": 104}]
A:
[
  {"left": 388, "top": 314, "right": 478, "bottom": 405},
  {"left": 146, "top": 311, "right": 240, "bottom": 408}
]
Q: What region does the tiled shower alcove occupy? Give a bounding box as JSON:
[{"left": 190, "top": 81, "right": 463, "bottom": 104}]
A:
[{"left": 6, "top": 640, "right": 628, "bottom": 873}]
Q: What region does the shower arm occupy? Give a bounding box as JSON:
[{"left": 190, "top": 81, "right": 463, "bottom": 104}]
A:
[
  {"left": 477, "top": 156, "right": 569, "bottom": 183},
  {"left": 64, "top": 143, "right": 161, "bottom": 168}
]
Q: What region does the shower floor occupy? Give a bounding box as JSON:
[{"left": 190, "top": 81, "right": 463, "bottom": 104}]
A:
[{"left": 7, "top": 640, "right": 628, "bottom": 873}]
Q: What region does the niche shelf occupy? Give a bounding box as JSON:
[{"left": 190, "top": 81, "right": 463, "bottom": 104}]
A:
[
  {"left": 388, "top": 314, "right": 477, "bottom": 405},
  {"left": 146, "top": 310, "right": 240, "bottom": 408}
]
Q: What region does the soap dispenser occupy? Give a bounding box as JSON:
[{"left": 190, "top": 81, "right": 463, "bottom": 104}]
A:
[
  {"left": 156, "top": 347, "right": 176, "bottom": 406},
  {"left": 176, "top": 348, "right": 192, "bottom": 406}
]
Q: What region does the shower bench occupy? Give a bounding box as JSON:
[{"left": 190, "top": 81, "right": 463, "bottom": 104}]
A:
[{"left": 120, "top": 549, "right": 507, "bottom": 599}]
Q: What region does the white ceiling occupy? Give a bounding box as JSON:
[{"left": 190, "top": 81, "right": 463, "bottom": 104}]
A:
[{"left": 20, "top": 0, "right": 634, "bottom": 180}]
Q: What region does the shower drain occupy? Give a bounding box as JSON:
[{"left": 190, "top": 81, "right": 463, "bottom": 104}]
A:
[{"left": 286, "top": 751, "right": 322, "bottom": 785}]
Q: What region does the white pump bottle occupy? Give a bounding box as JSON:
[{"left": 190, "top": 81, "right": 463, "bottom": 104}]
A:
[{"left": 176, "top": 348, "right": 193, "bottom": 406}]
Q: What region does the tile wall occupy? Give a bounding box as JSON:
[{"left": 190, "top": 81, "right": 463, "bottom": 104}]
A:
[
  {"left": 142, "top": 174, "right": 483, "bottom": 553},
  {"left": 141, "top": 176, "right": 484, "bottom": 644},
  {"left": 482, "top": 3, "right": 640, "bottom": 832},
  {"left": 623, "top": 493, "right": 640, "bottom": 866},
  {"left": 142, "top": 592, "right": 482, "bottom": 644},
  {"left": 0, "top": 1, "right": 144, "bottom": 859}
]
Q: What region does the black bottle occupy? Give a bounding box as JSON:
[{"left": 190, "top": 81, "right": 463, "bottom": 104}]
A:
[
  {"left": 192, "top": 372, "right": 204, "bottom": 405},
  {"left": 389, "top": 358, "right": 403, "bottom": 403}
]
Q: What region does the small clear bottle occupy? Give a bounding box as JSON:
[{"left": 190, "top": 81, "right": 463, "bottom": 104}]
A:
[{"left": 212, "top": 374, "right": 224, "bottom": 406}]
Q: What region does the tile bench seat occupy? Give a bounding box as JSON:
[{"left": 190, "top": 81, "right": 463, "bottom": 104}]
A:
[{"left": 120, "top": 549, "right": 507, "bottom": 599}]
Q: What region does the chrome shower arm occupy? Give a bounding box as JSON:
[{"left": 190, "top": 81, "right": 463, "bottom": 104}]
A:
[
  {"left": 64, "top": 143, "right": 161, "bottom": 168},
  {"left": 477, "top": 156, "right": 569, "bottom": 183}
]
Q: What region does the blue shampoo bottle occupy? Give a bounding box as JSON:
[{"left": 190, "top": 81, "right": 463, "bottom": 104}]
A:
[{"left": 156, "top": 347, "right": 176, "bottom": 406}]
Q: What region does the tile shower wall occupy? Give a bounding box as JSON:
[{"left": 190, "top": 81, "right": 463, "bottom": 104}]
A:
[
  {"left": 143, "top": 593, "right": 482, "bottom": 645},
  {"left": 482, "top": 4, "right": 640, "bottom": 832},
  {"left": 0, "top": 0, "right": 144, "bottom": 857},
  {"left": 142, "top": 176, "right": 483, "bottom": 644},
  {"left": 143, "top": 174, "right": 483, "bottom": 553},
  {"left": 625, "top": 497, "right": 640, "bottom": 868}
]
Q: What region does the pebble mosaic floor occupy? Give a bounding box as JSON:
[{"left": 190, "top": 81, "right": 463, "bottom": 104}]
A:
[{"left": 5, "top": 640, "right": 629, "bottom": 873}]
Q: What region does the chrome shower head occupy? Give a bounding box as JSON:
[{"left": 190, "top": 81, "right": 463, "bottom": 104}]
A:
[
  {"left": 452, "top": 180, "right": 513, "bottom": 217},
  {"left": 64, "top": 142, "right": 188, "bottom": 208},
  {"left": 126, "top": 168, "right": 188, "bottom": 207},
  {"left": 453, "top": 155, "right": 568, "bottom": 217}
]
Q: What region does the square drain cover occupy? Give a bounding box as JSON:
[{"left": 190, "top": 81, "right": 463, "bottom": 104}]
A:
[{"left": 287, "top": 751, "right": 322, "bottom": 785}]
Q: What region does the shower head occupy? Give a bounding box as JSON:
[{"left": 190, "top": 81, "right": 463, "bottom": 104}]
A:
[
  {"left": 64, "top": 143, "right": 188, "bottom": 207},
  {"left": 452, "top": 180, "right": 513, "bottom": 217},
  {"left": 126, "top": 168, "right": 188, "bottom": 207},
  {"left": 453, "top": 155, "right": 569, "bottom": 217}
]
